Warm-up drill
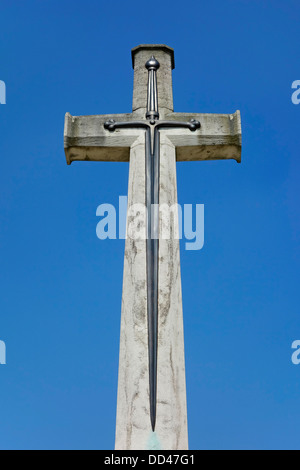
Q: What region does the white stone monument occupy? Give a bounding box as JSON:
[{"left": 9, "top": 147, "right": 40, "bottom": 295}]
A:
[{"left": 64, "top": 44, "right": 241, "bottom": 450}]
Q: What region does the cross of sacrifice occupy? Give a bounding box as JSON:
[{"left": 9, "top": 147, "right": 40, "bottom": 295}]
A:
[{"left": 64, "top": 44, "right": 242, "bottom": 450}]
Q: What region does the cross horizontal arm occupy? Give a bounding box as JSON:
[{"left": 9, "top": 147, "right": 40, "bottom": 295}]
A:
[
  {"left": 163, "top": 110, "right": 242, "bottom": 163},
  {"left": 64, "top": 112, "right": 143, "bottom": 164},
  {"left": 64, "top": 110, "right": 241, "bottom": 165}
]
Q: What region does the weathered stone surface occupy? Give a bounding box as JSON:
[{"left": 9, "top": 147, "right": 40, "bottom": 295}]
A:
[
  {"left": 64, "top": 111, "right": 241, "bottom": 164},
  {"left": 115, "top": 133, "right": 188, "bottom": 450},
  {"left": 156, "top": 135, "right": 188, "bottom": 449},
  {"left": 132, "top": 45, "right": 174, "bottom": 116},
  {"left": 165, "top": 111, "right": 241, "bottom": 162},
  {"left": 115, "top": 136, "right": 150, "bottom": 450},
  {"left": 64, "top": 113, "right": 139, "bottom": 164}
]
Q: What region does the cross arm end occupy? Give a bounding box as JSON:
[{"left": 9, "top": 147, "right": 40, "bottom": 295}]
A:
[
  {"left": 165, "top": 110, "right": 242, "bottom": 163},
  {"left": 64, "top": 112, "right": 141, "bottom": 165}
]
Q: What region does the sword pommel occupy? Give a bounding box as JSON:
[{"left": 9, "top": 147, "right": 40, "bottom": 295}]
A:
[{"left": 145, "top": 56, "right": 160, "bottom": 71}]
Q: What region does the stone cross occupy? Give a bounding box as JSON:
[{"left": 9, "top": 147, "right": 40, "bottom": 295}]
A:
[{"left": 64, "top": 44, "right": 242, "bottom": 450}]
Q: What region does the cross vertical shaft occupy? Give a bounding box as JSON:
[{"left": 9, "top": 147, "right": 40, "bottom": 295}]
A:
[
  {"left": 105, "top": 49, "right": 199, "bottom": 443},
  {"left": 115, "top": 46, "right": 190, "bottom": 449}
]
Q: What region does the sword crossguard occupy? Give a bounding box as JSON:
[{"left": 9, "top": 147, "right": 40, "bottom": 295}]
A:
[
  {"left": 189, "top": 119, "right": 201, "bottom": 131},
  {"left": 104, "top": 119, "right": 117, "bottom": 132}
]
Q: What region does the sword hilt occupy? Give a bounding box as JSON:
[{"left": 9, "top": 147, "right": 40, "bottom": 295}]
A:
[{"left": 145, "top": 56, "right": 160, "bottom": 123}]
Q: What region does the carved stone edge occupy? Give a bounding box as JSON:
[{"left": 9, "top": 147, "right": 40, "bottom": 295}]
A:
[{"left": 131, "top": 44, "right": 175, "bottom": 70}]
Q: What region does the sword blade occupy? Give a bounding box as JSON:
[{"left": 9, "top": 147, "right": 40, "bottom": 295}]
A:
[{"left": 146, "top": 127, "right": 160, "bottom": 431}]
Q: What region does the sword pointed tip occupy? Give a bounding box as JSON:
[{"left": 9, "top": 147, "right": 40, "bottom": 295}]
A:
[{"left": 151, "top": 415, "right": 156, "bottom": 432}]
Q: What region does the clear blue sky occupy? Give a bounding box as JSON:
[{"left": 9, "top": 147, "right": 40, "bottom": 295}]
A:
[{"left": 0, "top": 0, "right": 300, "bottom": 450}]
